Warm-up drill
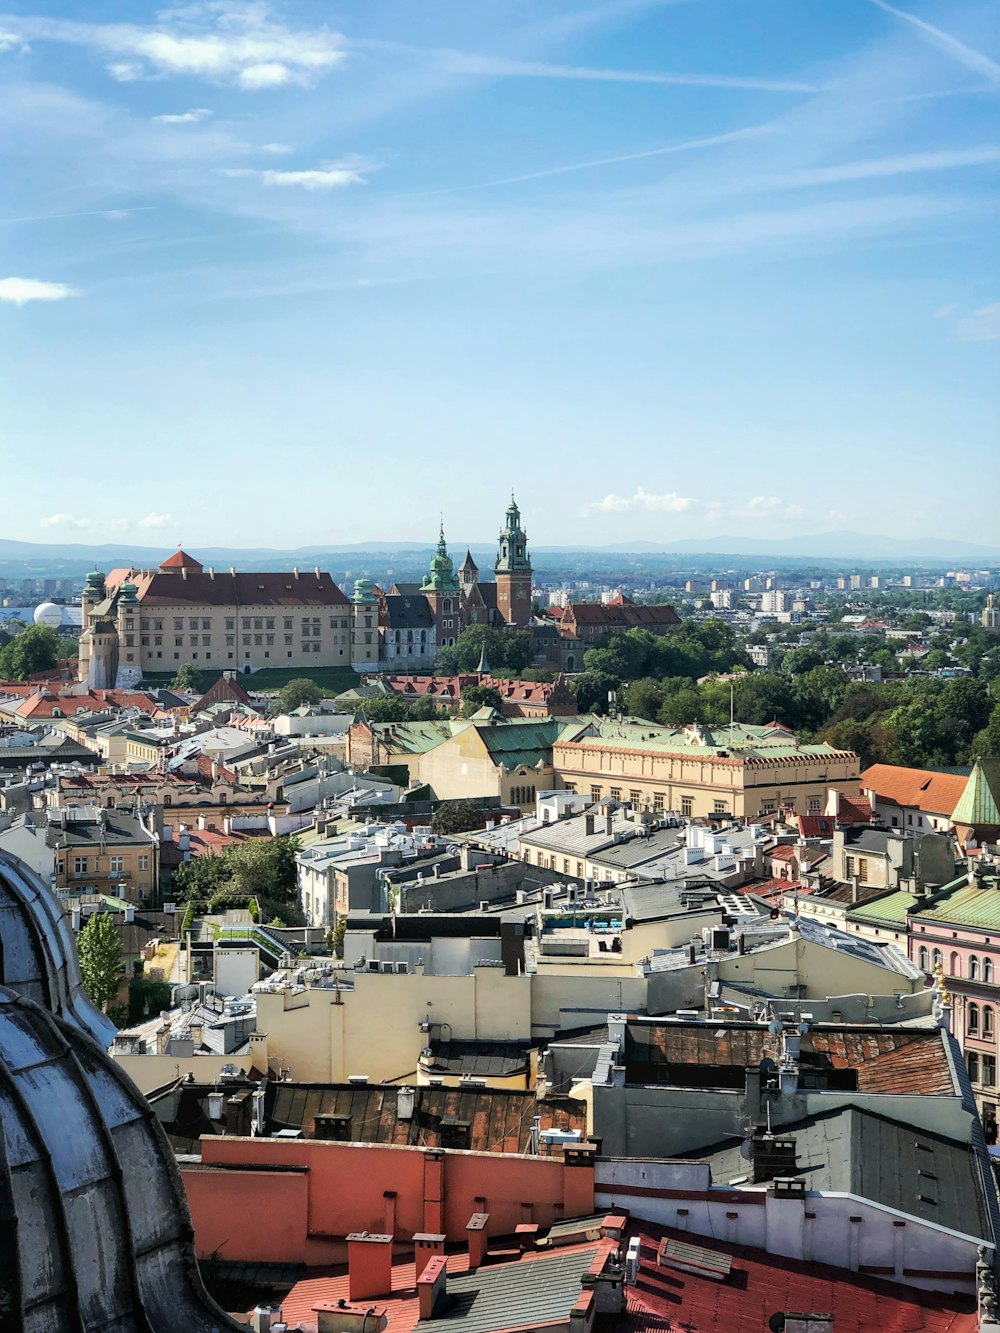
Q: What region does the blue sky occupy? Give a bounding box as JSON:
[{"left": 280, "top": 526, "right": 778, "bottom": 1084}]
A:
[{"left": 1, "top": 0, "right": 997, "bottom": 550}]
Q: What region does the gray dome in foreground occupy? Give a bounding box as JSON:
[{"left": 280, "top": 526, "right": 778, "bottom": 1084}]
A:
[
  {"left": 0, "top": 848, "right": 116, "bottom": 1046},
  {"left": 0, "top": 850, "right": 240, "bottom": 1331}
]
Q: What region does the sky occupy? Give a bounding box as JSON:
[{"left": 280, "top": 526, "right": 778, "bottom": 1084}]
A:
[{"left": 1, "top": 0, "right": 998, "bottom": 551}]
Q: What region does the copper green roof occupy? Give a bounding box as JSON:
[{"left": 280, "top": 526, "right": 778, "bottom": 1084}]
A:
[
  {"left": 374, "top": 719, "right": 468, "bottom": 754},
  {"left": 475, "top": 717, "right": 568, "bottom": 771},
  {"left": 909, "top": 873, "right": 1000, "bottom": 930},
  {"left": 846, "top": 889, "right": 918, "bottom": 927},
  {"left": 952, "top": 758, "right": 1000, "bottom": 829},
  {"left": 576, "top": 717, "right": 853, "bottom": 761}
]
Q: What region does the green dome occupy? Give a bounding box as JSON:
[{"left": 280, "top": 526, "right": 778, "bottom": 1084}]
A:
[
  {"left": 421, "top": 524, "right": 460, "bottom": 592},
  {"left": 118, "top": 582, "right": 139, "bottom": 605}
]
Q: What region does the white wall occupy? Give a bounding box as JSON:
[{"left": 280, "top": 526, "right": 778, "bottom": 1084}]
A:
[{"left": 595, "top": 1159, "right": 986, "bottom": 1295}]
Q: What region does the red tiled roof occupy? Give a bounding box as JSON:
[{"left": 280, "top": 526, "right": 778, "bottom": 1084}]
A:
[
  {"left": 107, "top": 567, "right": 349, "bottom": 608},
  {"left": 861, "top": 764, "right": 968, "bottom": 817},
  {"left": 836, "top": 791, "right": 873, "bottom": 824},
  {"left": 12, "top": 688, "right": 161, "bottom": 719},
  {"left": 159, "top": 548, "right": 203, "bottom": 571},
  {"left": 794, "top": 814, "right": 836, "bottom": 837},
  {"left": 564, "top": 602, "right": 680, "bottom": 629},
  {"left": 611, "top": 1223, "right": 976, "bottom": 1333}
]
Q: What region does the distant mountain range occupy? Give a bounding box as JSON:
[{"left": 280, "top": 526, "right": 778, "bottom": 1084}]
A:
[{"left": 1, "top": 531, "right": 998, "bottom": 566}]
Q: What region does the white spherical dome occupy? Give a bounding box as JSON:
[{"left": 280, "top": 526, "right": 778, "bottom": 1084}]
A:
[{"left": 33, "top": 601, "right": 64, "bottom": 628}]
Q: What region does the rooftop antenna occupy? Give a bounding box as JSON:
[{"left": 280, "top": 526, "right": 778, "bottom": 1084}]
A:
[{"left": 730, "top": 679, "right": 735, "bottom": 728}]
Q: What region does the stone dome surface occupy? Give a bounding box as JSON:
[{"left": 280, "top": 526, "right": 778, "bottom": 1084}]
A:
[{"left": 0, "top": 852, "right": 241, "bottom": 1331}]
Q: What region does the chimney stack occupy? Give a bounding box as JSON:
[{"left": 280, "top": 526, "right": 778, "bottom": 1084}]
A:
[
  {"left": 585, "top": 813, "right": 595, "bottom": 837},
  {"left": 467, "top": 1212, "right": 490, "bottom": 1269},
  {"left": 346, "top": 1233, "right": 394, "bottom": 1301},
  {"left": 417, "top": 1255, "right": 448, "bottom": 1320}
]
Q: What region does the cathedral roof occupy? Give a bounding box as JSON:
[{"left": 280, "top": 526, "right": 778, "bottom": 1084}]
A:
[
  {"left": 0, "top": 849, "right": 241, "bottom": 1330},
  {"left": 159, "top": 548, "right": 203, "bottom": 572}
]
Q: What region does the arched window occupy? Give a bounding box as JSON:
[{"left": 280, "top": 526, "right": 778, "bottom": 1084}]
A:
[
  {"left": 970, "top": 955, "right": 980, "bottom": 980},
  {"left": 917, "top": 946, "right": 929, "bottom": 971},
  {"left": 969, "top": 1002, "right": 980, "bottom": 1035},
  {"left": 950, "top": 951, "right": 960, "bottom": 976},
  {"left": 932, "top": 948, "right": 943, "bottom": 969},
  {"left": 985, "top": 1007, "right": 995, "bottom": 1039},
  {"left": 986, "top": 958, "right": 995, "bottom": 984}
]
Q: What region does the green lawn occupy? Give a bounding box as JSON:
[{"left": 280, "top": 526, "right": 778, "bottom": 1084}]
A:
[{"left": 142, "top": 665, "right": 361, "bottom": 694}]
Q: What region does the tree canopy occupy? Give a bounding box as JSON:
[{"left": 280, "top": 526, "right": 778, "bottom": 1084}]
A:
[
  {"left": 0, "top": 624, "right": 60, "bottom": 680},
  {"left": 170, "top": 662, "right": 205, "bottom": 692},
  {"left": 435, "top": 625, "right": 533, "bottom": 675},
  {"left": 277, "top": 677, "right": 323, "bottom": 713},
  {"left": 77, "top": 912, "right": 123, "bottom": 1014},
  {"left": 170, "top": 834, "right": 304, "bottom": 924}
]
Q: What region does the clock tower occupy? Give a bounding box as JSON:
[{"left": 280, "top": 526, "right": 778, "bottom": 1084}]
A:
[{"left": 495, "top": 494, "right": 532, "bottom": 627}]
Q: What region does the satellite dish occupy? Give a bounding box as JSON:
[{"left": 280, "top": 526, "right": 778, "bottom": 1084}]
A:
[
  {"left": 739, "top": 1137, "right": 752, "bottom": 1161},
  {"left": 768, "top": 1315, "right": 786, "bottom": 1333}
]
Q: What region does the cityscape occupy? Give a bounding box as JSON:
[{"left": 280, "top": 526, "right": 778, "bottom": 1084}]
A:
[{"left": 2, "top": 0, "right": 999, "bottom": 1330}]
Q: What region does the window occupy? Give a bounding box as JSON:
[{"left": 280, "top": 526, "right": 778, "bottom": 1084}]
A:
[
  {"left": 969, "top": 1002, "right": 980, "bottom": 1034},
  {"left": 951, "top": 951, "right": 960, "bottom": 975},
  {"left": 610, "top": 787, "right": 622, "bottom": 801},
  {"left": 807, "top": 796, "right": 822, "bottom": 814},
  {"left": 681, "top": 796, "right": 693, "bottom": 818},
  {"left": 629, "top": 790, "right": 641, "bottom": 808},
  {"left": 918, "top": 946, "right": 929, "bottom": 971},
  {"left": 760, "top": 799, "right": 776, "bottom": 815},
  {"left": 590, "top": 786, "right": 602, "bottom": 802},
  {"left": 109, "top": 855, "right": 124, "bottom": 877},
  {"left": 932, "top": 948, "right": 942, "bottom": 969},
  {"left": 139, "top": 855, "right": 149, "bottom": 871},
  {"left": 856, "top": 857, "right": 869, "bottom": 883},
  {"left": 986, "top": 1007, "right": 995, "bottom": 1039},
  {"left": 986, "top": 958, "right": 995, "bottom": 983},
  {"left": 713, "top": 800, "right": 728, "bottom": 814},
  {"left": 189, "top": 617, "right": 198, "bottom": 630},
  {"left": 984, "top": 1055, "right": 997, "bottom": 1088},
  {"left": 971, "top": 955, "right": 981, "bottom": 980},
  {"left": 173, "top": 618, "right": 183, "bottom": 631},
  {"left": 225, "top": 617, "right": 235, "bottom": 631},
  {"left": 653, "top": 793, "right": 664, "bottom": 812},
  {"left": 73, "top": 856, "right": 87, "bottom": 876},
  {"left": 969, "top": 1051, "right": 981, "bottom": 1084}
]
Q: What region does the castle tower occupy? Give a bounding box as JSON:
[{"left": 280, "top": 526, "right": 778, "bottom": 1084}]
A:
[
  {"left": 78, "top": 568, "right": 107, "bottom": 683},
  {"left": 114, "top": 582, "right": 143, "bottom": 688},
  {"left": 350, "top": 578, "right": 380, "bottom": 673},
  {"left": 458, "top": 549, "right": 479, "bottom": 592},
  {"left": 421, "top": 524, "right": 463, "bottom": 647},
  {"left": 494, "top": 493, "right": 532, "bottom": 626}
]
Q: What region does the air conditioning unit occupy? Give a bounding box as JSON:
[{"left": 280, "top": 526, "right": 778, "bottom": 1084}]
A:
[{"left": 348, "top": 1074, "right": 369, "bottom": 1085}]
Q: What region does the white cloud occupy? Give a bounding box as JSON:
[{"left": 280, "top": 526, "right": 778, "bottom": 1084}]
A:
[
  {"left": 6, "top": 6, "right": 347, "bottom": 89},
  {"left": 138, "top": 511, "right": 173, "bottom": 529},
  {"left": 261, "top": 141, "right": 293, "bottom": 154},
  {"left": 581, "top": 488, "right": 696, "bottom": 518},
  {"left": 0, "top": 27, "right": 27, "bottom": 52},
  {"left": 153, "top": 107, "right": 212, "bottom": 123},
  {"left": 743, "top": 495, "right": 805, "bottom": 519},
  {"left": 953, "top": 303, "right": 1000, "bottom": 342},
  {"left": 933, "top": 302, "right": 960, "bottom": 319},
  {"left": 220, "top": 160, "right": 370, "bottom": 189},
  {"left": 0, "top": 276, "right": 79, "bottom": 305},
  {"left": 40, "top": 513, "right": 87, "bottom": 529}
]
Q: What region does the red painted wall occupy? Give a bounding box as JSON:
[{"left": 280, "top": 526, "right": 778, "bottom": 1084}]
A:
[{"left": 183, "top": 1139, "right": 595, "bottom": 1265}]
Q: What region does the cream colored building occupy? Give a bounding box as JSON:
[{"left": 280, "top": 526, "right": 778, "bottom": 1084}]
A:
[
  {"left": 79, "top": 550, "right": 352, "bottom": 686},
  {"left": 553, "top": 719, "right": 860, "bottom": 820}
]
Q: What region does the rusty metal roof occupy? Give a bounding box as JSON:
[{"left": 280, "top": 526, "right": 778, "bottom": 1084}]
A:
[{"left": 624, "top": 1022, "right": 956, "bottom": 1096}]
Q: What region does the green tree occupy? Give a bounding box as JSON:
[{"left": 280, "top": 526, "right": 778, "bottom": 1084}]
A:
[
  {"left": 972, "top": 702, "right": 1000, "bottom": 759},
  {"left": 226, "top": 835, "right": 301, "bottom": 903},
  {"left": 77, "top": 912, "right": 123, "bottom": 1014},
  {"left": 452, "top": 625, "right": 532, "bottom": 673},
  {"left": 431, "top": 798, "right": 487, "bottom": 835},
  {"left": 277, "top": 677, "right": 323, "bottom": 713},
  {"left": 359, "top": 694, "right": 412, "bottom": 723},
  {"left": 0, "top": 624, "right": 60, "bottom": 680},
  {"left": 461, "top": 684, "right": 504, "bottom": 716},
  {"left": 170, "top": 662, "right": 205, "bottom": 692},
  {"left": 623, "top": 676, "right": 664, "bottom": 722},
  {"left": 572, "top": 670, "right": 619, "bottom": 714}
]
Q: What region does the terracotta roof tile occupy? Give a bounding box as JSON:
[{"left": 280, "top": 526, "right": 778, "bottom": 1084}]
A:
[{"left": 862, "top": 764, "right": 969, "bottom": 816}]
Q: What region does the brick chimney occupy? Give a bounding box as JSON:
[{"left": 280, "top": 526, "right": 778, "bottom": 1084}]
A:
[
  {"left": 417, "top": 1254, "right": 448, "bottom": 1320},
  {"left": 413, "top": 1232, "right": 445, "bottom": 1279},
  {"left": 752, "top": 1129, "right": 797, "bottom": 1184},
  {"left": 346, "top": 1232, "right": 394, "bottom": 1301},
  {"left": 466, "top": 1212, "right": 489, "bottom": 1269}
]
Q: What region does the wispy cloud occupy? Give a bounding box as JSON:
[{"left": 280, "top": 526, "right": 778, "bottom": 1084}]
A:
[
  {"left": 371, "top": 39, "right": 823, "bottom": 94},
  {"left": 138, "top": 511, "right": 173, "bottom": 529},
  {"left": 153, "top": 107, "right": 212, "bottom": 124},
  {"left": 261, "top": 142, "right": 293, "bottom": 155},
  {"left": 952, "top": 303, "right": 1000, "bottom": 342},
  {"left": 2, "top": 5, "right": 347, "bottom": 89},
  {"left": 0, "top": 276, "right": 78, "bottom": 304},
  {"left": 0, "top": 206, "right": 154, "bottom": 228},
  {"left": 869, "top": 0, "right": 1000, "bottom": 86},
  {"left": 753, "top": 144, "right": 1000, "bottom": 190},
  {"left": 435, "top": 123, "right": 774, "bottom": 194},
  {"left": 581, "top": 488, "right": 697, "bottom": 518},
  {"left": 219, "top": 160, "right": 371, "bottom": 189},
  {"left": 40, "top": 513, "right": 87, "bottom": 529},
  {"left": 0, "top": 26, "right": 27, "bottom": 52}
]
